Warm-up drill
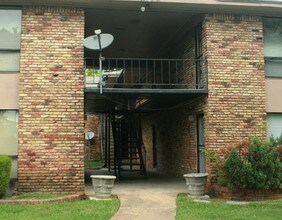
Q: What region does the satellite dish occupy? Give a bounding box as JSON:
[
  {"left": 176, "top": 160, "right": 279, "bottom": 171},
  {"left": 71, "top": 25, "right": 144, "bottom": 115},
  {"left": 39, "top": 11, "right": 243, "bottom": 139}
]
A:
[
  {"left": 85, "top": 131, "right": 95, "bottom": 140},
  {"left": 83, "top": 33, "right": 114, "bottom": 50}
]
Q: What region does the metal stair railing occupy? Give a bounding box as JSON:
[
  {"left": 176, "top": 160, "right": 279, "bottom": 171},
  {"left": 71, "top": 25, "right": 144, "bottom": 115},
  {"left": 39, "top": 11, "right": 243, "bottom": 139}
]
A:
[{"left": 110, "top": 113, "right": 146, "bottom": 178}]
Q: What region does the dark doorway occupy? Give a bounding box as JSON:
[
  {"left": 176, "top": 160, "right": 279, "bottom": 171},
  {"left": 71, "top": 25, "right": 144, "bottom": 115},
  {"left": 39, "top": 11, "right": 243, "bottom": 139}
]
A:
[
  {"left": 197, "top": 114, "right": 206, "bottom": 173},
  {"left": 152, "top": 125, "right": 157, "bottom": 168}
]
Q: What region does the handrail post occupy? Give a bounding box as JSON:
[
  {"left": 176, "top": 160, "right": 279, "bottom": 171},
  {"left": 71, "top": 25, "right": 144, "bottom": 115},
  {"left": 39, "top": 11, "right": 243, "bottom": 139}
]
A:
[{"left": 99, "top": 53, "right": 103, "bottom": 94}]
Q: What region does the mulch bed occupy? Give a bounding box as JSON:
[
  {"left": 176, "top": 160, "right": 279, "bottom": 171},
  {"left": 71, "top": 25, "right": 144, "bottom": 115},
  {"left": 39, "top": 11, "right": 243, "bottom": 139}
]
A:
[
  {"left": 0, "top": 194, "right": 85, "bottom": 205},
  {"left": 209, "top": 185, "right": 282, "bottom": 201}
]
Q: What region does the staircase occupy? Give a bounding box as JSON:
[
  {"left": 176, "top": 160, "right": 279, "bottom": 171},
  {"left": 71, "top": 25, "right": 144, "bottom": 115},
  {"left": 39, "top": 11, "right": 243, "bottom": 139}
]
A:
[
  {"left": 101, "top": 114, "right": 115, "bottom": 172},
  {"left": 109, "top": 113, "right": 146, "bottom": 178}
]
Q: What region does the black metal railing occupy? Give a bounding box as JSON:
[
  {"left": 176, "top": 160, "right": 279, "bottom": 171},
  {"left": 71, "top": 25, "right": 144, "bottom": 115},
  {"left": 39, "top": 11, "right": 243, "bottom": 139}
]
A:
[{"left": 84, "top": 57, "right": 208, "bottom": 90}]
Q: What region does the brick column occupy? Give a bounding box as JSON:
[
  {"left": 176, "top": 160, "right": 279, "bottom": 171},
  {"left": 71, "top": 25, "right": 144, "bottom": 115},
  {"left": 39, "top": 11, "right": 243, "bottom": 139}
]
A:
[
  {"left": 203, "top": 14, "right": 267, "bottom": 180},
  {"left": 18, "top": 6, "right": 85, "bottom": 194}
]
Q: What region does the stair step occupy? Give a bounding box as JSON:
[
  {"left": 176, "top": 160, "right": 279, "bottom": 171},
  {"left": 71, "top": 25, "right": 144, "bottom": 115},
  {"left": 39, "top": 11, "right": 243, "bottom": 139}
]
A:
[
  {"left": 120, "top": 163, "right": 141, "bottom": 166},
  {"left": 122, "top": 157, "right": 140, "bottom": 160},
  {"left": 112, "top": 158, "right": 139, "bottom": 161},
  {"left": 103, "top": 117, "right": 147, "bottom": 178},
  {"left": 120, "top": 156, "right": 144, "bottom": 162},
  {"left": 120, "top": 169, "right": 143, "bottom": 172}
]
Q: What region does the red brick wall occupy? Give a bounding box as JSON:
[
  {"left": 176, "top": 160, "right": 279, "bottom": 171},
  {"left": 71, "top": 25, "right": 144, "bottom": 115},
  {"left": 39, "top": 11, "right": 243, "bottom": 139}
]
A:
[
  {"left": 142, "top": 97, "right": 206, "bottom": 177},
  {"left": 84, "top": 114, "right": 101, "bottom": 161},
  {"left": 168, "top": 29, "right": 196, "bottom": 87},
  {"left": 141, "top": 118, "right": 154, "bottom": 169},
  {"left": 203, "top": 14, "right": 267, "bottom": 182},
  {"left": 18, "top": 6, "right": 85, "bottom": 194}
]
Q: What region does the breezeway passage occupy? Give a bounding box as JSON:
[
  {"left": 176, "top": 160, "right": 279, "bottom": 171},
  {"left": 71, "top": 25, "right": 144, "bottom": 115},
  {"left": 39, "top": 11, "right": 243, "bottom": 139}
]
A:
[{"left": 85, "top": 169, "right": 186, "bottom": 220}]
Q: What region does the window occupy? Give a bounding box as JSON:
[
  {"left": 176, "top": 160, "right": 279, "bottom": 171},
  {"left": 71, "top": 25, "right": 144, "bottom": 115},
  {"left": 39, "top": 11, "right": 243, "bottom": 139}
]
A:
[
  {"left": 0, "top": 9, "right": 21, "bottom": 71},
  {"left": 0, "top": 110, "right": 18, "bottom": 179},
  {"left": 263, "top": 18, "right": 282, "bottom": 77},
  {"left": 0, "top": 110, "right": 18, "bottom": 155},
  {"left": 267, "top": 113, "right": 282, "bottom": 138}
]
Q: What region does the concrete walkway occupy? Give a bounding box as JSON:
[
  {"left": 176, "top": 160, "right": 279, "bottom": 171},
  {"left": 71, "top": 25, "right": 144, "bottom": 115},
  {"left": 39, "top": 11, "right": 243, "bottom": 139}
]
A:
[
  {"left": 85, "top": 169, "right": 186, "bottom": 220},
  {"left": 111, "top": 192, "right": 176, "bottom": 220}
]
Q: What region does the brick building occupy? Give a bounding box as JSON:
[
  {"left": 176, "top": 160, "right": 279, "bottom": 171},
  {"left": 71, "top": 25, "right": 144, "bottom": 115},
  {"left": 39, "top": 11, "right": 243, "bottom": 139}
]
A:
[{"left": 0, "top": 0, "right": 281, "bottom": 194}]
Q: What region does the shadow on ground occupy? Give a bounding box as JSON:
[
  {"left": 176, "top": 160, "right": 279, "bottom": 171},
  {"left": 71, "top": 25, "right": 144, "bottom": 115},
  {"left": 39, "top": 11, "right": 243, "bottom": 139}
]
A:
[{"left": 85, "top": 168, "right": 187, "bottom": 195}]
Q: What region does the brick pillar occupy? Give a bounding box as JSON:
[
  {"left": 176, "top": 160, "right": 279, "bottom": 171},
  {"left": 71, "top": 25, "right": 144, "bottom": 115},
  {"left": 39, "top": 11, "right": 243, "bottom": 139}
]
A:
[
  {"left": 203, "top": 14, "right": 267, "bottom": 182},
  {"left": 18, "top": 6, "right": 85, "bottom": 194}
]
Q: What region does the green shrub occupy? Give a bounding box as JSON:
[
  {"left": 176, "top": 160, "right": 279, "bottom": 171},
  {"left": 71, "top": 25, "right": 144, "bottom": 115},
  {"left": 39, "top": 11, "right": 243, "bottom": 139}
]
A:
[
  {"left": 0, "top": 155, "right": 12, "bottom": 198},
  {"left": 224, "top": 148, "right": 244, "bottom": 190},
  {"left": 209, "top": 136, "right": 282, "bottom": 191},
  {"left": 206, "top": 150, "right": 227, "bottom": 186},
  {"left": 247, "top": 137, "right": 281, "bottom": 189}
]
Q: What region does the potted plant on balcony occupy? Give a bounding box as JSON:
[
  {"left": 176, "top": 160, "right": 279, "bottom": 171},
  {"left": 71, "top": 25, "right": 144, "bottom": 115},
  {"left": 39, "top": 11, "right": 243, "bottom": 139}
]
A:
[{"left": 85, "top": 68, "right": 100, "bottom": 86}]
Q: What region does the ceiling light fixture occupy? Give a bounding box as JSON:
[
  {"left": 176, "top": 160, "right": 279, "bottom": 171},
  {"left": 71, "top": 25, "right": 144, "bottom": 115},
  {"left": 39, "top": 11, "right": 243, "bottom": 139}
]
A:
[{"left": 141, "top": 3, "right": 150, "bottom": 12}]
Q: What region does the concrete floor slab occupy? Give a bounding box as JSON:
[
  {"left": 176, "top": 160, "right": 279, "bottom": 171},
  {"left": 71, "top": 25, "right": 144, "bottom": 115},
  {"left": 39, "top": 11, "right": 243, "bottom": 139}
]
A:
[{"left": 85, "top": 168, "right": 187, "bottom": 195}]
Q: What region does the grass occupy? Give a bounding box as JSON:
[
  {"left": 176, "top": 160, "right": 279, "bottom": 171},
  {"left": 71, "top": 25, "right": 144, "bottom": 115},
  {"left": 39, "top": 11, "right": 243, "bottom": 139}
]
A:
[
  {"left": 0, "top": 198, "right": 119, "bottom": 220},
  {"left": 176, "top": 194, "right": 282, "bottom": 220},
  {"left": 84, "top": 160, "right": 103, "bottom": 169}
]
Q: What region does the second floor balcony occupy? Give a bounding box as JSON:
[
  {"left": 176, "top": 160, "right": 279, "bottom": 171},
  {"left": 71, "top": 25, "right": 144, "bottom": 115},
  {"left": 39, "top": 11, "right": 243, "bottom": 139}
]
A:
[
  {"left": 84, "top": 57, "right": 208, "bottom": 94},
  {"left": 84, "top": 57, "right": 208, "bottom": 113}
]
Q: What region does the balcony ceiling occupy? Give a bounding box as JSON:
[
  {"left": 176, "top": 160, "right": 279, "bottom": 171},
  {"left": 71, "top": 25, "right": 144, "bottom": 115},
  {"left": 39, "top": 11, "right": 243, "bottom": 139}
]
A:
[
  {"left": 85, "top": 9, "right": 197, "bottom": 58},
  {"left": 82, "top": 0, "right": 281, "bottom": 58}
]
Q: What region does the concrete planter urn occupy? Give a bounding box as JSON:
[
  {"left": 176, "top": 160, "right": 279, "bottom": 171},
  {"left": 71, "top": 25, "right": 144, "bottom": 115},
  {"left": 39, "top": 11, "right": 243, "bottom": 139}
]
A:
[
  {"left": 90, "top": 175, "right": 116, "bottom": 199},
  {"left": 183, "top": 173, "right": 208, "bottom": 196}
]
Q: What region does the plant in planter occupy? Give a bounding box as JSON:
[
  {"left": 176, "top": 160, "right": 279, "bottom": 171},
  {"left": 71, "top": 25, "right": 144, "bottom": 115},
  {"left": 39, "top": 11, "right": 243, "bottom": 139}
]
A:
[{"left": 85, "top": 68, "right": 100, "bottom": 85}]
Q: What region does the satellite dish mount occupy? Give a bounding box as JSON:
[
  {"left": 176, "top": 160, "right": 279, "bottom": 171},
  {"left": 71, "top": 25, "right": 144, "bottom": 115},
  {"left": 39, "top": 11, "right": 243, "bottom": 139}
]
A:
[
  {"left": 85, "top": 131, "right": 95, "bottom": 160},
  {"left": 83, "top": 29, "right": 114, "bottom": 94}
]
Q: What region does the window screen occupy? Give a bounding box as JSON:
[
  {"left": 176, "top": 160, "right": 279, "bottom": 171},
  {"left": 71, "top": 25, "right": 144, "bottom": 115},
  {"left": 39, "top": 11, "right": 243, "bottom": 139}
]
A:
[
  {"left": 267, "top": 113, "right": 282, "bottom": 138},
  {"left": 0, "top": 9, "right": 21, "bottom": 71},
  {"left": 0, "top": 110, "right": 18, "bottom": 155},
  {"left": 264, "top": 18, "right": 282, "bottom": 77}
]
